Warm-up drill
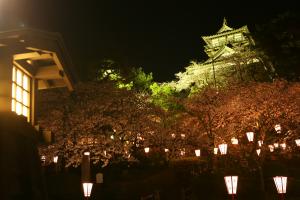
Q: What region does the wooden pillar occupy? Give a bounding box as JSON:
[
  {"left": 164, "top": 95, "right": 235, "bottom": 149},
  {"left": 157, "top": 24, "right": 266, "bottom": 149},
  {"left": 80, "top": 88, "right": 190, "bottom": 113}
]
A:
[{"left": 0, "top": 48, "right": 13, "bottom": 112}]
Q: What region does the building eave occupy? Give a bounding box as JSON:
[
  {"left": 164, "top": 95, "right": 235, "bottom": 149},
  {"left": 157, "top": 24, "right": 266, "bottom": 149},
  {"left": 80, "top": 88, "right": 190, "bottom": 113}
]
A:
[{"left": 0, "top": 28, "right": 76, "bottom": 91}]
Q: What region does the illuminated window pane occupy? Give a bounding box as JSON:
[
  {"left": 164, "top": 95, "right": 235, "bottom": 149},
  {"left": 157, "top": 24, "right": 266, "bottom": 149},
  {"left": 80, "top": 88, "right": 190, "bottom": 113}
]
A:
[
  {"left": 16, "top": 102, "right": 22, "bottom": 115},
  {"left": 11, "top": 100, "right": 16, "bottom": 112},
  {"left": 23, "top": 91, "right": 29, "bottom": 106},
  {"left": 12, "top": 83, "right": 16, "bottom": 98},
  {"left": 23, "top": 75, "right": 29, "bottom": 91},
  {"left": 23, "top": 106, "right": 28, "bottom": 117},
  {"left": 16, "top": 86, "right": 22, "bottom": 102},
  {"left": 16, "top": 70, "right": 22, "bottom": 85},
  {"left": 12, "top": 67, "right": 16, "bottom": 82}
]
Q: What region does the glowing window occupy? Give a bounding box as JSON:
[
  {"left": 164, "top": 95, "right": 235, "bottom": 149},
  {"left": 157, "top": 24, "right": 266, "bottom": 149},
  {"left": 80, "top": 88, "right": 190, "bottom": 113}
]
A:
[
  {"left": 234, "top": 33, "right": 242, "bottom": 41},
  {"left": 11, "top": 66, "right": 31, "bottom": 121},
  {"left": 212, "top": 39, "right": 219, "bottom": 47}
]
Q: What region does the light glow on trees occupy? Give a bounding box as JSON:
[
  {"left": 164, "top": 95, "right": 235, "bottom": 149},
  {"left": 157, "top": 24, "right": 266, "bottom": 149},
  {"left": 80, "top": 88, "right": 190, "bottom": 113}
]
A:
[
  {"left": 273, "top": 176, "right": 287, "bottom": 194},
  {"left": 269, "top": 145, "right": 274, "bottom": 152},
  {"left": 280, "top": 143, "right": 286, "bottom": 150},
  {"left": 258, "top": 140, "right": 263, "bottom": 147},
  {"left": 274, "top": 143, "right": 279, "bottom": 148},
  {"left": 224, "top": 176, "right": 238, "bottom": 195}
]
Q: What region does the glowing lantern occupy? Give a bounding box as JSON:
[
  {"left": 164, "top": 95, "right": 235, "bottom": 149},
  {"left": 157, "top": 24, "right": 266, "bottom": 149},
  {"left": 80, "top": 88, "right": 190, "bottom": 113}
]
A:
[
  {"left": 224, "top": 176, "right": 238, "bottom": 198},
  {"left": 280, "top": 143, "right": 286, "bottom": 150},
  {"left": 231, "top": 137, "right": 238, "bottom": 145},
  {"left": 274, "top": 143, "right": 279, "bottom": 148},
  {"left": 295, "top": 139, "right": 300, "bottom": 147},
  {"left": 258, "top": 140, "right": 263, "bottom": 147},
  {"left": 41, "top": 155, "right": 46, "bottom": 164},
  {"left": 144, "top": 147, "right": 150, "bottom": 153},
  {"left": 214, "top": 147, "right": 218, "bottom": 155},
  {"left": 256, "top": 149, "right": 261, "bottom": 156},
  {"left": 195, "top": 149, "right": 201, "bottom": 157},
  {"left": 82, "top": 182, "right": 93, "bottom": 198},
  {"left": 84, "top": 152, "right": 90, "bottom": 156},
  {"left": 53, "top": 156, "right": 58, "bottom": 163},
  {"left": 164, "top": 148, "right": 169, "bottom": 153},
  {"left": 246, "top": 132, "right": 254, "bottom": 142},
  {"left": 269, "top": 145, "right": 274, "bottom": 152},
  {"left": 273, "top": 176, "right": 287, "bottom": 194},
  {"left": 275, "top": 124, "right": 282, "bottom": 133},
  {"left": 171, "top": 134, "right": 176, "bottom": 138},
  {"left": 219, "top": 143, "right": 228, "bottom": 155},
  {"left": 180, "top": 149, "right": 185, "bottom": 156},
  {"left": 180, "top": 134, "right": 185, "bottom": 139}
]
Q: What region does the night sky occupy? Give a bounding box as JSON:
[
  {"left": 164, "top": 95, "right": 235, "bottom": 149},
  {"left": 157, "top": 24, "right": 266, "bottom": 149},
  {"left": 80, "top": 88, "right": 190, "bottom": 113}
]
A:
[{"left": 0, "top": 0, "right": 297, "bottom": 81}]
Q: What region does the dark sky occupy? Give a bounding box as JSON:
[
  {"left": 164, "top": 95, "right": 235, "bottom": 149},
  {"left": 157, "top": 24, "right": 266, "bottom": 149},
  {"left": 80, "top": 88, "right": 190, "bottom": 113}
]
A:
[{"left": 0, "top": 0, "right": 297, "bottom": 81}]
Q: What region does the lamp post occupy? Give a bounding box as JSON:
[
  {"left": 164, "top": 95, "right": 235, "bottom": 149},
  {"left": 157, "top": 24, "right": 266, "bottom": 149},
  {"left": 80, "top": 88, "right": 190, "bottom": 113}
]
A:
[
  {"left": 224, "top": 176, "right": 238, "bottom": 200},
  {"left": 273, "top": 176, "right": 287, "bottom": 200},
  {"left": 82, "top": 182, "right": 93, "bottom": 200}
]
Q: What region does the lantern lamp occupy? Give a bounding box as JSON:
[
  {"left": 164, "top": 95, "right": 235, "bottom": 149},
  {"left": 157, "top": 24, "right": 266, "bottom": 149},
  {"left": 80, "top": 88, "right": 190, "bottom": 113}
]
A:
[
  {"left": 214, "top": 147, "right": 218, "bottom": 155},
  {"left": 82, "top": 182, "right": 93, "bottom": 198},
  {"left": 164, "top": 148, "right": 169, "bottom": 153},
  {"left": 144, "top": 147, "right": 150, "bottom": 153},
  {"left": 219, "top": 143, "right": 228, "bottom": 155},
  {"left": 246, "top": 132, "right": 254, "bottom": 142},
  {"left": 224, "top": 176, "right": 238, "bottom": 199},
  {"left": 180, "top": 149, "right": 185, "bottom": 156},
  {"left": 195, "top": 149, "right": 201, "bottom": 157},
  {"left": 280, "top": 143, "right": 286, "bottom": 150},
  {"left": 231, "top": 137, "right": 238, "bottom": 145},
  {"left": 295, "top": 139, "right": 300, "bottom": 147},
  {"left": 256, "top": 149, "right": 261, "bottom": 156},
  {"left": 258, "top": 140, "right": 263, "bottom": 147},
  {"left": 269, "top": 145, "right": 274, "bottom": 152},
  {"left": 274, "top": 143, "right": 279, "bottom": 148},
  {"left": 53, "top": 156, "right": 58, "bottom": 163},
  {"left": 275, "top": 124, "right": 282, "bottom": 133},
  {"left": 273, "top": 176, "right": 287, "bottom": 195}
]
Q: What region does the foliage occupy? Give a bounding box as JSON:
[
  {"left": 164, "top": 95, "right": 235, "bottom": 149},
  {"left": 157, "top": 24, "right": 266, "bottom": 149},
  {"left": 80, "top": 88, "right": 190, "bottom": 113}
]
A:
[
  {"left": 130, "top": 67, "right": 153, "bottom": 92},
  {"left": 37, "top": 81, "right": 164, "bottom": 168},
  {"left": 149, "top": 82, "right": 181, "bottom": 110}
]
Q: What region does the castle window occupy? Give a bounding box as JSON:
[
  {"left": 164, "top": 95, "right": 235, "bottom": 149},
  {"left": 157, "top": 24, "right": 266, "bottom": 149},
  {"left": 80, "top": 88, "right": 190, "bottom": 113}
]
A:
[{"left": 234, "top": 33, "right": 242, "bottom": 41}]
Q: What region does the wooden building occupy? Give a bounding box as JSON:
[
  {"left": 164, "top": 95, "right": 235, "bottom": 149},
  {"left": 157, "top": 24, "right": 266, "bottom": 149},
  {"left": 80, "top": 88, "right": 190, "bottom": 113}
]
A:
[{"left": 0, "top": 28, "right": 75, "bottom": 124}]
